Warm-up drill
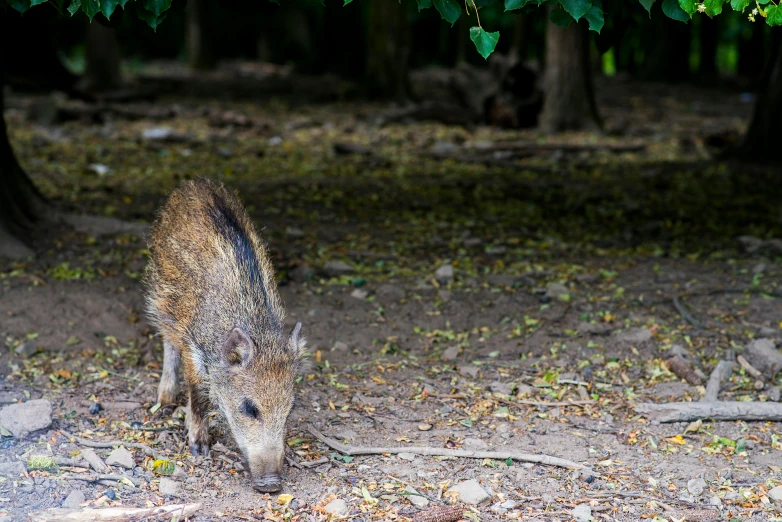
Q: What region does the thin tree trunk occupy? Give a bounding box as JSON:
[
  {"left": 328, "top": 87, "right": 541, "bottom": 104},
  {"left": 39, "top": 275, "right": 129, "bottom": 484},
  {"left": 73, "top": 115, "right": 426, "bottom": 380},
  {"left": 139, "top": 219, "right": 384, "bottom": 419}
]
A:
[
  {"left": 186, "top": 0, "right": 216, "bottom": 70},
  {"left": 365, "top": 0, "right": 411, "bottom": 100},
  {"left": 538, "top": 15, "right": 601, "bottom": 133},
  {"left": 736, "top": 29, "right": 782, "bottom": 163},
  {"left": 80, "top": 22, "right": 122, "bottom": 91}
]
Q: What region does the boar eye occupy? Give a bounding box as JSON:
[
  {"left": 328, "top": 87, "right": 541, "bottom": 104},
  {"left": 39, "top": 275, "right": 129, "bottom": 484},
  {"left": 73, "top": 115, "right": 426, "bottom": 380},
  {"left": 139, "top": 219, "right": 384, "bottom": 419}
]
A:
[{"left": 240, "top": 399, "right": 259, "bottom": 419}]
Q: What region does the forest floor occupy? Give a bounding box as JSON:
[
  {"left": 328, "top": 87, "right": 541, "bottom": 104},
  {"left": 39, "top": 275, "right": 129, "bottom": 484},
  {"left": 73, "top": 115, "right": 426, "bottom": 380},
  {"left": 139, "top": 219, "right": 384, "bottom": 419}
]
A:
[{"left": 1, "top": 71, "right": 781, "bottom": 522}]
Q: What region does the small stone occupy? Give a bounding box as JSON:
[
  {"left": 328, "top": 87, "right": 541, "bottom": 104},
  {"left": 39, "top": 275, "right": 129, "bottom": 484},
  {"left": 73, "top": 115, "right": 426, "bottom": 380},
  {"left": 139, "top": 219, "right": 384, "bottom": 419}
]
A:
[
  {"left": 570, "top": 504, "right": 592, "bottom": 522},
  {"left": 500, "top": 500, "right": 520, "bottom": 509},
  {"left": 458, "top": 365, "right": 479, "bottom": 378},
  {"left": 0, "top": 399, "right": 53, "bottom": 438},
  {"left": 441, "top": 345, "right": 460, "bottom": 361},
  {"left": 350, "top": 289, "right": 368, "bottom": 300},
  {"left": 545, "top": 283, "right": 569, "bottom": 301},
  {"left": 447, "top": 479, "right": 490, "bottom": 505},
  {"left": 62, "top": 490, "right": 85, "bottom": 509},
  {"left": 104, "top": 489, "right": 116, "bottom": 501},
  {"left": 398, "top": 452, "right": 416, "bottom": 462},
  {"left": 332, "top": 341, "right": 348, "bottom": 352},
  {"left": 405, "top": 486, "right": 428, "bottom": 507},
  {"left": 13, "top": 342, "right": 38, "bottom": 357},
  {"left": 376, "top": 284, "right": 404, "bottom": 302},
  {"left": 418, "top": 423, "right": 432, "bottom": 431},
  {"left": 80, "top": 449, "right": 110, "bottom": 473},
  {"left": 142, "top": 127, "right": 173, "bottom": 140},
  {"left": 435, "top": 264, "right": 454, "bottom": 284},
  {"left": 0, "top": 462, "right": 25, "bottom": 478},
  {"left": 709, "top": 496, "right": 722, "bottom": 506},
  {"left": 616, "top": 327, "right": 653, "bottom": 345},
  {"left": 576, "top": 273, "right": 600, "bottom": 284},
  {"left": 744, "top": 338, "right": 782, "bottom": 379},
  {"left": 324, "top": 498, "right": 348, "bottom": 516},
  {"left": 768, "top": 387, "right": 781, "bottom": 402},
  {"left": 687, "top": 477, "right": 706, "bottom": 496},
  {"left": 88, "top": 402, "right": 103, "bottom": 415},
  {"left": 285, "top": 227, "right": 305, "bottom": 238},
  {"left": 105, "top": 447, "right": 134, "bottom": 469},
  {"left": 489, "top": 381, "right": 513, "bottom": 396},
  {"left": 515, "top": 385, "right": 536, "bottom": 397},
  {"left": 462, "top": 438, "right": 489, "bottom": 451},
  {"left": 158, "top": 477, "right": 182, "bottom": 497},
  {"left": 431, "top": 141, "right": 458, "bottom": 156},
  {"left": 768, "top": 486, "right": 782, "bottom": 501},
  {"left": 322, "top": 261, "right": 354, "bottom": 277},
  {"left": 267, "top": 136, "right": 283, "bottom": 146}
]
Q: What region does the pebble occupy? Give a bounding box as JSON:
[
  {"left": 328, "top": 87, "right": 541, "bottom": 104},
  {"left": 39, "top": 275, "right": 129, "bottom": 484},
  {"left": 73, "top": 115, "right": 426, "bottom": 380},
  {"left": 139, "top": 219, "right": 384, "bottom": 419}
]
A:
[
  {"left": 435, "top": 264, "right": 454, "bottom": 284},
  {"left": 616, "top": 327, "right": 653, "bottom": 345},
  {"left": 62, "top": 490, "right": 84, "bottom": 509},
  {"left": 322, "top": 261, "right": 354, "bottom": 277},
  {"left": 489, "top": 381, "right": 513, "bottom": 396},
  {"left": 418, "top": 423, "right": 432, "bottom": 431},
  {"left": 324, "top": 498, "right": 348, "bottom": 516},
  {"left": 405, "top": 486, "right": 428, "bottom": 507},
  {"left": 769, "top": 486, "right": 782, "bottom": 501},
  {"left": 105, "top": 447, "right": 135, "bottom": 469},
  {"left": 158, "top": 477, "right": 183, "bottom": 497},
  {"left": 545, "top": 282, "right": 570, "bottom": 300},
  {"left": 440, "top": 345, "right": 460, "bottom": 361},
  {"left": 575, "top": 273, "right": 600, "bottom": 284},
  {"left": 13, "top": 342, "right": 38, "bottom": 357},
  {"left": 687, "top": 477, "right": 706, "bottom": 496},
  {"left": 350, "top": 289, "right": 368, "bottom": 300},
  {"left": 447, "top": 479, "right": 490, "bottom": 505},
  {"left": 458, "top": 365, "right": 479, "bottom": 378},
  {"left": 376, "top": 284, "right": 404, "bottom": 302},
  {"left": 285, "top": 227, "right": 304, "bottom": 238},
  {"left": 333, "top": 341, "right": 348, "bottom": 352},
  {"left": 0, "top": 462, "right": 25, "bottom": 478},
  {"left": 462, "top": 438, "right": 489, "bottom": 451},
  {"left": 570, "top": 504, "right": 592, "bottom": 522},
  {"left": 0, "top": 399, "right": 52, "bottom": 438},
  {"left": 398, "top": 452, "right": 416, "bottom": 462},
  {"left": 88, "top": 402, "right": 103, "bottom": 415},
  {"left": 104, "top": 489, "right": 116, "bottom": 501}
]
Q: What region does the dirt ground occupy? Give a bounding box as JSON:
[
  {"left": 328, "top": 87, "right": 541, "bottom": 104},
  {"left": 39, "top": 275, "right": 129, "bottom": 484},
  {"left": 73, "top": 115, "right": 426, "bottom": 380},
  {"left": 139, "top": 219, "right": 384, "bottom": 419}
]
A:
[{"left": 1, "top": 72, "right": 781, "bottom": 521}]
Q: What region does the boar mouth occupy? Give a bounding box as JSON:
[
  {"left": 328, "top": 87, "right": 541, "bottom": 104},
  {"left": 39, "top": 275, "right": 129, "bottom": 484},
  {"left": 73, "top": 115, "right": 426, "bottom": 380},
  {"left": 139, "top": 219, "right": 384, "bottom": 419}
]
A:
[{"left": 252, "top": 474, "right": 282, "bottom": 493}]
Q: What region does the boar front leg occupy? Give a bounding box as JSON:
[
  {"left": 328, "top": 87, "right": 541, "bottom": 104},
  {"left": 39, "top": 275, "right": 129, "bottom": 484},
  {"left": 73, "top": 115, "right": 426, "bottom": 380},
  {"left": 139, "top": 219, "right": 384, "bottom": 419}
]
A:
[
  {"left": 157, "top": 338, "right": 180, "bottom": 405},
  {"left": 187, "top": 384, "right": 210, "bottom": 456}
]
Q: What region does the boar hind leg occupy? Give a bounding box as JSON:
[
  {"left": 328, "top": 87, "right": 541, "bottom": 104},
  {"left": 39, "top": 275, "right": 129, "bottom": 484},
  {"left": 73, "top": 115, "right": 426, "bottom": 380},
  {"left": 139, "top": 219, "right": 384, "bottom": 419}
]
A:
[
  {"left": 157, "top": 338, "right": 181, "bottom": 405},
  {"left": 187, "top": 384, "right": 210, "bottom": 456}
]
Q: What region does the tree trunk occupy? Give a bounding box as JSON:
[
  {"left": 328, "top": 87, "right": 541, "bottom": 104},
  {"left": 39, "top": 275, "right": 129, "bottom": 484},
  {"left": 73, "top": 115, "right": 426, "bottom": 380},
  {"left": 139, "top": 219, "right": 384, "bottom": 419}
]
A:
[
  {"left": 186, "top": 0, "right": 216, "bottom": 70},
  {"left": 0, "top": 70, "right": 46, "bottom": 259},
  {"left": 639, "top": 14, "right": 690, "bottom": 82},
  {"left": 736, "top": 29, "right": 782, "bottom": 163},
  {"left": 738, "top": 22, "right": 766, "bottom": 85},
  {"left": 79, "top": 22, "right": 123, "bottom": 92},
  {"left": 365, "top": 0, "right": 411, "bottom": 100},
  {"left": 698, "top": 17, "right": 718, "bottom": 80},
  {"left": 538, "top": 16, "right": 601, "bottom": 133}
]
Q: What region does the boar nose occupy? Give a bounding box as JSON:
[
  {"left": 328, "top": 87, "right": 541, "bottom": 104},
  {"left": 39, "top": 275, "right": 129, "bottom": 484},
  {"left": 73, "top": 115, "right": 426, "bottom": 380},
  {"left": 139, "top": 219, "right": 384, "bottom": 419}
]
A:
[{"left": 253, "top": 474, "right": 282, "bottom": 493}]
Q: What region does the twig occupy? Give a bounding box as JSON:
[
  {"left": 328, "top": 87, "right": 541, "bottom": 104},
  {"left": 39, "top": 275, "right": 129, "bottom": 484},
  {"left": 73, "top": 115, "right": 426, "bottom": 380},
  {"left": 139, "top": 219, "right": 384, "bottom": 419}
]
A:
[
  {"left": 51, "top": 457, "right": 88, "bottom": 468},
  {"left": 300, "top": 456, "right": 329, "bottom": 469},
  {"left": 702, "top": 361, "right": 734, "bottom": 402},
  {"left": 664, "top": 355, "right": 705, "bottom": 386},
  {"left": 28, "top": 503, "right": 201, "bottom": 522},
  {"left": 673, "top": 296, "right": 706, "bottom": 329},
  {"left": 498, "top": 398, "right": 594, "bottom": 408},
  {"left": 635, "top": 401, "right": 782, "bottom": 423},
  {"left": 736, "top": 355, "right": 763, "bottom": 379},
  {"left": 64, "top": 473, "right": 141, "bottom": 487},
  {"left": 308, "top": 424, "right": 597, "bottom": 475},
  {"left": 59, "top": 430, "right": 158, "bottom": 458}
]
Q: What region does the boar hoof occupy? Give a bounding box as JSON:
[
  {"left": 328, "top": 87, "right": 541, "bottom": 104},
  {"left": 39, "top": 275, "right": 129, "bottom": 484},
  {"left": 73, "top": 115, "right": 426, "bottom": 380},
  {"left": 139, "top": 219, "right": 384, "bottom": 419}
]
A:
[
  {"left": 253, "top": 475, "right": 282, "bottom": 493},
  {"left": 189, "top": 442, "right": 210, "bottom": 457}
]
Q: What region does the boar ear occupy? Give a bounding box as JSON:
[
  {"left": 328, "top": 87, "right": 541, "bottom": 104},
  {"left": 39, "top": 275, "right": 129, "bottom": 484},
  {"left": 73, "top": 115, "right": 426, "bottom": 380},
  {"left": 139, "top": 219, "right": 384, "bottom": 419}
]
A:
[
  {"left": 221, "top": 327, "right": 254, "bottom": 366},
  {"left": 288, "top": 321, "right": 306, "bottom": 358}
]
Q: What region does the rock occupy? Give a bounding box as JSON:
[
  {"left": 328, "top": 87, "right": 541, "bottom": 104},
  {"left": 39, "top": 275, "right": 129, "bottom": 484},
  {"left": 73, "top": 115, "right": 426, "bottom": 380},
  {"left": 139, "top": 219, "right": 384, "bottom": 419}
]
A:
[
  {"left": 289, "top": 264, "right": 314, "bottom": 283},
  {"left": 350, "top": 289, "right": 368, "bottom": 300},
  {"left": 458, "top": 365, "right": 479, "bottom": 378},
  {"left": 141, "top": 126, "right": 173, "bottom": 140},
  {"left": 571, "top": 504, "right": 592, "bottom": 522},
  {"left": 576, "top": 273, "right": 600, "bottom": 284},
  {"left": 105, "top": 447, "right": 134, "bottom": 469},
  {"left": 709, "top": 496, "right": 722, "bottom": 506},
  {"left": 80, "top": 449, "right": 110, "bottom": 473},
  {"left": 88, "top": 402, "right": 102, "bottom": 415},
  {"left": 398, "top": 452, "right": 416, "bottom": 462},
  {"left": 324, "top": 499, "right": 349, "bottom": 516},
  {"left": 769, "top": 485, "right": 782, "bottom": 501},
  {"left": 322, "top": 261, "right": 354, "bottom": 278},
  {"left": 332, "top": 341, "right": 349, "bottom": 352},
  {"left": 489, "top": 381, "right": 514, "bottom": 396},
  {"left": 737, "top": 235, "right": 782, "bottom": 255},
  {"left": 62, "top": 490, "right": 85, "bottom": 509},
  {"left": 441, "top": 345, "right": 460, "bottom": 361},
  {"left": 515, "top": 385, "right": 536, "bottom": 397},
  {"left": 616, "top": 327, "right": 653, "bottom": 345},
  {"left": 405, "top": 487, "right": 428, "bottom": 507},
  {"left": 462, "top": 438, "right": 489, "bottom": 451},
  {"left": 435, "top": 264, "right": 454, "bottom": 284},
  {"left": 104, "top": 489, "right": 117, "bottom": 501},
  {"left": 743, "top": 339, "right": 782, "bottom": 379},
  {"left": 285, "top": 227, "right": 304, "bottom": 238},
  {"left": 768, "top": 387, "right": 781, "bottom": 402},
  {"left": 545, "top": 283, "right": 569, "bottom": 301},
  {"left": 687, "top": 477, "right": 706, "bottom": 496},
  {"left": 0, "top": 462, "right": 25, "bottom": 478},
  {"left": 13, "top": 342, "right": 38, "bottom": 357},
  {"left": 447, "top": 479, "right": 490, "bottom": 505},
  {"left": 0, "top": 399, "right": 52, "bottom": 438},
  {"left": 376, "top": 284, "right": 404, "bottom": 302},
  {"left": 158, "top": 477, "right": 183, "bottom": 497}
]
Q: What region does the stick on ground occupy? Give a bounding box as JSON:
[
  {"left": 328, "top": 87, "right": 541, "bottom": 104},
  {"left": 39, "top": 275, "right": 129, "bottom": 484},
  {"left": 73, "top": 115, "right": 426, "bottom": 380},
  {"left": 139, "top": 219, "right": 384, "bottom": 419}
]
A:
[
  {"left": 60, "top": 430, "right": 158, "bottom": 458},
  {"left": 635, "top": 401, "right": 782, "bottom": 423},
  {"left": 672, "top": 296, "right": 706, "bottom": 329},
  {"left": 307, "top": 424, "right": 596, "bottom": 475},
  {"left": 28, "top": 503, "right": 201, "bottom": 522},
  {"left": 702, "top": 361, "right": 734, "bottom": 402}
]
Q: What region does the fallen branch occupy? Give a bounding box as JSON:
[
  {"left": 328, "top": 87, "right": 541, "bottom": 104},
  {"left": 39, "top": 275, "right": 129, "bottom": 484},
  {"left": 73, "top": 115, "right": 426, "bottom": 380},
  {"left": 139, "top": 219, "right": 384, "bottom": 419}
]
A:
[
  {"left": 664, "top": 355, "right": 705, "bottom": 386},
  {"left": 64, "top": 473, "right": 140, "bottom": 487},
  {"left": 412, "top": 506, "right": 465, "bottom": 522},
  {"left": 59, "top": 431, "right": 158, "bottom": 458},
  {"left": 307, "top": 424, "right": 596, "bottom": 475},
  {"left": 467, "top": 141, "right": 646, "bottom": 154},
  {"left": 635, "top": 401, "right": 782, "bottom": 423},
  {"left": 51, "top": 457, "right": 88, "bottom": 468},
  {"left": 702, "top": 361, "right": 734, "bottom": 402},
  {"left": 498, "top": 398, "right": 594, "bottom": 408},
  {"left": 28, "top": 503, "right": 201, "bottom": 522},
  {"left": 672, "top": 296, "right": 706, "bottom": 329}
]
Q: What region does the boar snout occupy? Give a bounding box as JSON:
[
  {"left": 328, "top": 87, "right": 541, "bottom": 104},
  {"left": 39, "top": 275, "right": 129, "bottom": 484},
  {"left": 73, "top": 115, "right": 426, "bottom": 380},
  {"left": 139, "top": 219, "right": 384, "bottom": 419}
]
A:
[
  {"left": 248, "top": 445, "right": 285, "bottom": 493},
  {"left": 253, "top": 474, "right": 282, "bottom": 493}
]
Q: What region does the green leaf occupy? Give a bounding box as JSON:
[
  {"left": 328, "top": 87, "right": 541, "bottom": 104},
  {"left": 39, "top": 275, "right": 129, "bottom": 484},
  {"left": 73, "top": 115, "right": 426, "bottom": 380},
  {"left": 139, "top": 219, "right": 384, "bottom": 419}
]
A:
[
  {"left": 81, "top": 0, "right": 100, "bottom": 20},
  {"left": 67, "top": 0, "right": 81, "bottom": 15},
  {"left": 549, "top": 6, "right": 573, "bottom": 25},
  {"left": 677, "top": 0, "right": 696, "bottom": 16},
  {"left": 152, "top": 459, "right": 176, "bottom": 475},
  {"left": 505, "top": 457, "right": 513, "bottom": 466},
  {"left": 30, "top": 0, "right": 48, "bottom": 6},
  {"left": 141, "top": 0, "right": 171, "bottom": 17},
  {"left": 703, "top": 0, "right": 726, "bottom": 16},
  {"left": 505, "top": 0, "right": 531, "bottom": 9},
  {"left": 584, "top": 4, "right": 603, "bottom": 31},
  {"left": 767, "top": 4, "right": 782, "bottom": 25},
  {"left": 344, "top": 0, "right": 353, "bottom": 4},
  {"left": 433, "top": 0, "right": 461, "bottom": 25},
  {"left": 416, "top": 0, "right": 433, "bottom": 9},
  {"left": 662, "top": 0, "right": 690, "bottom": 21},
  {"left": 469, "top": 26, "right": 500, "bottom": 60},
  {"left": 559, "top": 0, "right": 592, "bottom": 20},
  {"left": 6, "top": 0, "right": 32, "bottom": 13},
  {"left": 135, "top": 5, "right": 167, "bottom": 30},
  {"left": 100, "top": 0, "right": 121, "bottom": 18},
  {"left": 730, "top": 0, "right": 750, "bottom": 10},
  {"left": 638, "top": 0, "right": 656, "bottom": 14}
]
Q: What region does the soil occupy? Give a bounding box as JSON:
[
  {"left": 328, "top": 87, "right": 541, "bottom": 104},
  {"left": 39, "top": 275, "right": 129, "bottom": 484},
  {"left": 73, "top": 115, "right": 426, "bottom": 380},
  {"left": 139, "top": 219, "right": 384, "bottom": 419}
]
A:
[{"left": 1, "top": 70, "right": 781, "bottom": 521}]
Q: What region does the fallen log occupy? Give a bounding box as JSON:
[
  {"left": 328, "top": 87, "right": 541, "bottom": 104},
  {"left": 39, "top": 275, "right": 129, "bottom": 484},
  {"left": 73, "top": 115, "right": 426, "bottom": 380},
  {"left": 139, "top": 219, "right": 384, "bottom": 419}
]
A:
[
  {"left": 635, "top": 401, "right": 782, "bottom": 423},
  {"left": 28, "top": 503, "right": 201, "bottom": 522}
]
